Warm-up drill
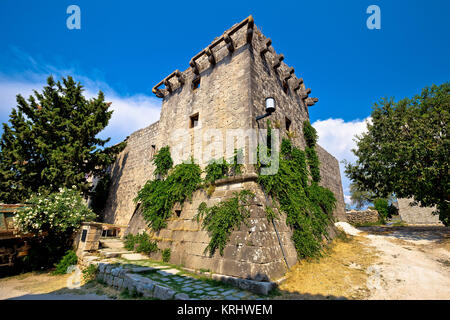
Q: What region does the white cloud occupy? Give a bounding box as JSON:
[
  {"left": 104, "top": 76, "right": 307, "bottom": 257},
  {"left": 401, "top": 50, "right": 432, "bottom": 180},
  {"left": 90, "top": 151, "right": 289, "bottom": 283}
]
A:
[
  {"left": 0, "top": 74, "right": 161, "bottom": 145},
  {"left": 312, "top": 117, "right": 370, "bottom": 205},
  {"left": 0, "top": 47, "right": 162, "bottom": 144}
]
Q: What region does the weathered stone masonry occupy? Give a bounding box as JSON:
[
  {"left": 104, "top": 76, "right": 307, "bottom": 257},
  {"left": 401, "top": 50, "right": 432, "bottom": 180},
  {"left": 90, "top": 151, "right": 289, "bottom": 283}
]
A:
[{"left": 102, "top": 16, "right": 346, "bottom": 281}]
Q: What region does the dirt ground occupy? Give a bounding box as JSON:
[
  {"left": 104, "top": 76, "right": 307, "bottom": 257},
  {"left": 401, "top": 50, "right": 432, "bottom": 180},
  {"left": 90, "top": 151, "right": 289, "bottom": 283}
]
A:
[
  {"left": 1, "top": 224, "right": 449, "bottom": 300},
  {"left": 0, "top": 271, "right": 118, "bottom": 300},
  {"left": 278, "top": 224, "right": 450, "bottom": 300}
]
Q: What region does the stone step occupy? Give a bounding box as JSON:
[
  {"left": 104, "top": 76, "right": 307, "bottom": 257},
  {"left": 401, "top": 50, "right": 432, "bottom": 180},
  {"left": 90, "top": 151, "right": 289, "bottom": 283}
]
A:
[
  {"left": 99, "top": 238, "right": 125, "bottom": 249},
  {"left": 98, "top": 248, "right": 130, "bottom": 258},
  {"left": 121, "top": 253, "right": 149, "bottom": 260}
]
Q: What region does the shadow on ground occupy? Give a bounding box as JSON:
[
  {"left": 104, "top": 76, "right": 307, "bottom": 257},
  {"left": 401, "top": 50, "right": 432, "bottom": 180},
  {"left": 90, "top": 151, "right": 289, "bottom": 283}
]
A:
[{"left": 358, "top": 226, "right": 448, "bottom": 242}]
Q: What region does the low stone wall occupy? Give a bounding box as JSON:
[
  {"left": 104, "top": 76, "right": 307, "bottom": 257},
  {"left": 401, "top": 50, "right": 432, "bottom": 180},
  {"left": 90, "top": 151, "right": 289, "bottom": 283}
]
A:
[
  {"left": 92, "top": 260, "right": 275, "bottom": 297},
  {"left": 96, "top": 263, "right": 189, "bottom": 300},
  {"left": 346, "top": 209, "right": 379, "bottom": 225}
]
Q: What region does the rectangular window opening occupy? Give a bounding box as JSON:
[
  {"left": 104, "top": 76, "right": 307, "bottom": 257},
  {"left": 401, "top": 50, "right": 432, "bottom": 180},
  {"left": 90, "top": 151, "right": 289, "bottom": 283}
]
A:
[
  {"left": 192, "top": 77, "right": 201, "bottom": 90},
  {"left": 190, "top": 113, "right": 199, "bottom": 128},
  {"left": 81, "top": 229, "right": 88, "bottom": 242},
  {"left": 285, "top": 117, "right": 292, "bottom": 131}
]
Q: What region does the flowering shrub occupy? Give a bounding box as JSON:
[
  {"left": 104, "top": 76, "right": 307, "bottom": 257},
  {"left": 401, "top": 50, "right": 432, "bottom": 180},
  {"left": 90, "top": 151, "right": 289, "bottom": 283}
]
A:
[{"left": 14, "top": 187, "right": 96, "bottom": 235}]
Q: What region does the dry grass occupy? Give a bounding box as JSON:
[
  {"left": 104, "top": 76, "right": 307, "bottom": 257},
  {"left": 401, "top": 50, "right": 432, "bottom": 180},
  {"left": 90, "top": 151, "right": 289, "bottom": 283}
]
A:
[{"left": 276, "top": 234, "right": 379, "bottom": 300}]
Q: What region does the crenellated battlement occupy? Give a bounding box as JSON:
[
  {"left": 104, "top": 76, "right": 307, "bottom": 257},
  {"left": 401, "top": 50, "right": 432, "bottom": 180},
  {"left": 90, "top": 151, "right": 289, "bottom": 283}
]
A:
[{"left": 152, "top": 15, "right": 318, "bottom": 107}]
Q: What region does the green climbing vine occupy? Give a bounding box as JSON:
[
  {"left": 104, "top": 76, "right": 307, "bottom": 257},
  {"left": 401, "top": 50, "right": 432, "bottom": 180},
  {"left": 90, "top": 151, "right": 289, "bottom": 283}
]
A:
[
  {"left": 257, "top": 120, "right": 336, "bottom": 258},
  {"left": 136, "top": 119, "right": 336, "bottom": 261},
  {"left": 204, "top": 149, "right": 243, "bottom": 183},
  {"left": 152, "top": 146, "right": 173, "bottom": 178},
  {"left": 195, "top": 189, "right": 254, "bottom": 256},
  {"left": 303, "top": 120, "right": 321, "bottom": 183},
  {"left": 134, "top": 147, "right": 202, "bottom": 231}
]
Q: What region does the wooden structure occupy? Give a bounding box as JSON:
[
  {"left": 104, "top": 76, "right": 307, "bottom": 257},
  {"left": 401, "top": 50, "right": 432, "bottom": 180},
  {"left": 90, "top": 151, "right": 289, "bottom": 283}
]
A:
[{"left": 0, "top": 204, "right": 31, "bottom": 267}]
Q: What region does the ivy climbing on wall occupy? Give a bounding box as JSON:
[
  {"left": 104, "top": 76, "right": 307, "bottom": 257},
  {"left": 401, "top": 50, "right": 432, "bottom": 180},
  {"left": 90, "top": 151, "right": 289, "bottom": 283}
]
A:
[
  {"left": 134, "top": 149, "right": 202, "bottom": 231},
  {"left": 135, "top": 120, "right": 336, "bottom": 260},
  {"left": 257, "top": 120, "right": 336, "bottom": 258},
  {"left": 196, "top": 189, "right": 255, "bottom": 256}
]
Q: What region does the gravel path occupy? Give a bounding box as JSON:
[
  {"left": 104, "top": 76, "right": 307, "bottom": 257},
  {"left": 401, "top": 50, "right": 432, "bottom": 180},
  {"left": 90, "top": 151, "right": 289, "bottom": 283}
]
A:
[
  {"left": 337, "top": 223, "right": 450, "bottom": 300},
  {"left": 361, "top": 226, "right": 450, "bottom": 299}
]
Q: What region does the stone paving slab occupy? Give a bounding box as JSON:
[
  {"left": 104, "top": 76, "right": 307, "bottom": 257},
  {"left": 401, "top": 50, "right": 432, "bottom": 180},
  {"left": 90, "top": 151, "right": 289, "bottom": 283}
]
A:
[
  {"left": 157, "top": 268, "right": 181, "bottom": 276},
  {"left": 121, "top": 253, "right": 149, "bottom": 260},
  {"left": 92, "top": 257, "right": 269, "bottom": 300}
]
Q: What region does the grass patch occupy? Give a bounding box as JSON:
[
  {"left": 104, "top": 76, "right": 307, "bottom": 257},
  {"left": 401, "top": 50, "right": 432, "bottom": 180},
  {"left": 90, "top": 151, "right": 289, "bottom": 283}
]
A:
[{"left": 353, "top": 221, "right": 385, "bottom": 227}]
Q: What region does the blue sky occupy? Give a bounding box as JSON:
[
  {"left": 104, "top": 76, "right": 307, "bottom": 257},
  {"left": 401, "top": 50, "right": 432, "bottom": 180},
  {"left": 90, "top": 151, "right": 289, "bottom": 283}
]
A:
[{"left": 1, "top": 0, "right": 449, "bottom": 204}]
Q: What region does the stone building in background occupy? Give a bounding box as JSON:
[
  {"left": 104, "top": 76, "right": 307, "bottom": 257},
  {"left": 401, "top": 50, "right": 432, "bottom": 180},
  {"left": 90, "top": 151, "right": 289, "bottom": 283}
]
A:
[
  {"left": 101, "top": 16, "right": 346, "bottom": 281},
  {"left": 397, "top": 198, "right": 442, "bottom": 225}
]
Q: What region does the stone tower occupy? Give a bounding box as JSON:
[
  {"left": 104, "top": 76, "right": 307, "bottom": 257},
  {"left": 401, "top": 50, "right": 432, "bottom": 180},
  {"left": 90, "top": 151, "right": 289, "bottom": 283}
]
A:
[{"left": 102, "top": 16, "right": 346, "bottom": 281}]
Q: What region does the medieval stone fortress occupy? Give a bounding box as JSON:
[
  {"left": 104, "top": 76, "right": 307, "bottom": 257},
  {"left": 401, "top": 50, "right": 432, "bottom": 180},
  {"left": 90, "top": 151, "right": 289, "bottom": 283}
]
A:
[
  {"left": 1, "top": 7, "right": 448, "bottom": 301},
  {"left": 101, "top": 16, "right": 346, "bottom": 281}
]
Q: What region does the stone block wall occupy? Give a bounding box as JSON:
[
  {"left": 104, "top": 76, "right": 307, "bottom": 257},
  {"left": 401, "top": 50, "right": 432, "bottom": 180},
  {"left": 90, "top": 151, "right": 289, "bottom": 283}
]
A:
[
  {"left": 102, "top": 121, "right": 159, "bottom": 226},
  {"left": 75, "top": 222, "right": 103, "bottom": 257},
  {"left": 140, "top": 175, "right": 297, "bottom": 281},
  {"left": 156, "top": 30, "right": 252, "bottom": 168},
  {"left": 345, "top": 209, "right": 379, "bottom": 225},
  {"left": 316, "top": 146, "right": 346, "bottom": 221},
  {"left": 398, "top": 198, "right": 442, "bottom": 225},
  {"left": 249, "top": 28, "right": 346, "bottom": 221}
]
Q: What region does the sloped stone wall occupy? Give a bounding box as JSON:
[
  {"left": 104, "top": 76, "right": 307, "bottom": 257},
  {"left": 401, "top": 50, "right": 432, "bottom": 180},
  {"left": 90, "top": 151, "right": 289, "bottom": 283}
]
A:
[
  {"left": 102, "top": 121, "right": 159, "bottom": 226},
  {"left": 142, "top": 176, "right": 297, "bottom": 281},
  {"left": 316, "top": 146, "right": 347, "bottom": 222}
]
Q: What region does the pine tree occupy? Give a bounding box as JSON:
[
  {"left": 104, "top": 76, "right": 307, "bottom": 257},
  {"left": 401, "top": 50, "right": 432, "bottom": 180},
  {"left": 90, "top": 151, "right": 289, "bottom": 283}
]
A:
[{"left": 0, "top": 76, "right": 125, "bottom": 203}]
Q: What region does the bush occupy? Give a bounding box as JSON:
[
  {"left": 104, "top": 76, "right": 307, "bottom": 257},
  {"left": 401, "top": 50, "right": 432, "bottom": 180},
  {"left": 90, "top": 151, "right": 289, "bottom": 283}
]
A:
[
  {"left": 205, "top": 158, "right": 229, "bottom": 183},
  {"left": 162, "top": 248, "right": 171, "bottom": 263},
  {"left": 82, "top": 264, "right": 98, "bottom": 283},
  {"left": 124, "top": 233, "right": 158, "bottom": 255},
  {"left": 14, "top": 188, "right": 95, "bottom": 271},
  {"left": 53, "top": 250, "right": 78, "bottom": 275},
  {"left": 256, "top": 122, "right": 336, "bottom": 259},
  {"left": 14, "top": 188, "right": 96, "bottom": 235},
  {"left": 373, "top": 198, "right": 389, "bottom": 223}
]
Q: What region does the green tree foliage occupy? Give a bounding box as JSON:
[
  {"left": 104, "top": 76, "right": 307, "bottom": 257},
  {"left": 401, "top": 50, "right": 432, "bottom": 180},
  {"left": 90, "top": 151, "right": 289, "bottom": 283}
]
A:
[
  {"left": 349, "top": 181, "right": 375, "bottom": 210},
  {"left": 0, "top": 76, "right": 125, "bottom": 203},
  {"left": 345, "top": 83, "right": 449, "bottom": 225}
]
